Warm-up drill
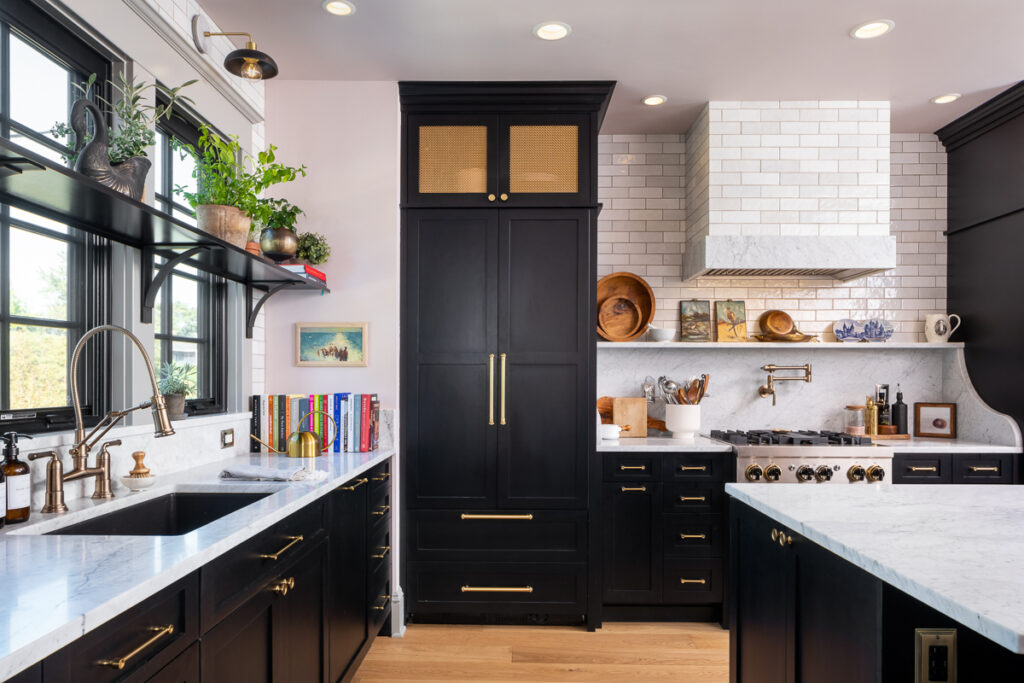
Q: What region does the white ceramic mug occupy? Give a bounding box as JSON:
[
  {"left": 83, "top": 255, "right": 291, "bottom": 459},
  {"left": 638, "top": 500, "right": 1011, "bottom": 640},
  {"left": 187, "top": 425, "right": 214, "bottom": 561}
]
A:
[
  {"left": 665, "top": 404, "right": 700, "bottom": 441},
  {"left": 924, "top": 314, "right": 961, "bottom": 343}
]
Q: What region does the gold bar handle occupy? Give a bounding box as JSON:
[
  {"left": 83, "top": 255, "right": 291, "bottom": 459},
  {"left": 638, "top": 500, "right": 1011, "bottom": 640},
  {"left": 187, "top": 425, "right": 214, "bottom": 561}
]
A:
[
  {"left": 680, "top": 578, "right": 707, "bottom": 585},
  {"left": 371, "top": 471, "right": 391, "bottom": 482},
  {"left": 679, "top": 465, "right": 707, "bottom": 472},
  {"left": 339, "top": 477, "right": 368, "bottom": 492},
  {"left": 620, "top": 485, "right": 647, "bottom": 492},
  {"left": 461, "top": 585, "right": 533, "bottom": 593},
  {"left": 371, "top": 504, "right": 391, "bottom": 516},
  {"left": 679, "top": 496, "right": 707, "bottom": 502},
  {"left": 970, "top": 466, "right": 1000, "bottom": 472},
  {"left": 258, "top": 535, "right": 303, "bottom": 561},
  {"left": 909, "top": 466, "right": 938, "bottom": 472},
  {"left": 680, "top": 533, "right": 707, "bottom": 540},
  {"left": 372, "top": 594, "right": 392, "bottom": 611},
  {"left": 499, "top": 353, "right": 507, "bottom": 426},
  {"left": 371, "top": 545, "right": 391, "bottom": 559},
  {"left": 619, "top": 464, "right": 647, "bottom": 471},
  {"left": 96, "top": 624, "right": 174, "bottom": 670},
  {"left": 460, "top": 513, "right": 534, "bottom": 520},
  {"left": 488, "top": 353, "right": 495, "bottom": 426}
]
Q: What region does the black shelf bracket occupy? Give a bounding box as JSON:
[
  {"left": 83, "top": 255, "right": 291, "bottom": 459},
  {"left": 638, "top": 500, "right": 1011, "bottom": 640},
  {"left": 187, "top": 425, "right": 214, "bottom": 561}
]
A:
[
  {"left": 141, "top": 245, "right": 216, "bottom": 324},
  {"left": 245, "top": 280, "right": 303, "bottom": 339}
]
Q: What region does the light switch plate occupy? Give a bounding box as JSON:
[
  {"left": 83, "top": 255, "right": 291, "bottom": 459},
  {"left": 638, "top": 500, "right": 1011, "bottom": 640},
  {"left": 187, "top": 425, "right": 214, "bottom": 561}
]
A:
[
  {"left": 221, "top": 428, "right": 234, "bottom": 449},
  {"left": 915, "top": 628, "right": 956, "bottom": 683}
]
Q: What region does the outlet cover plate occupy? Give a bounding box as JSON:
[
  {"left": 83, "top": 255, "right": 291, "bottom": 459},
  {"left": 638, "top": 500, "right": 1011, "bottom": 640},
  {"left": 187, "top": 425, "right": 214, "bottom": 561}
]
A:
[
  {"left": 221, "top": 428, "right": 234, "bottom": 449},
  {"left": 915, "top": 628, "right": 956, "bottom": 683}
]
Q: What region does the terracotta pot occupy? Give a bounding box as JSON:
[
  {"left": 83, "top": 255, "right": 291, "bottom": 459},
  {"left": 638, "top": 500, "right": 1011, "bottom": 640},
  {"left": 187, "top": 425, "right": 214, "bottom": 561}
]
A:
[
  {"left": 245, "top": 240, "right": 261, "bottom": 255},
  {"left": 260, "top": 227, "right": 299, "bottom": 262},
  {"left": 164, "top": 392, "right": 187, "bottom": 421},
  {"left": 197, "top": 205, "right": 251, "bottom": 248}
]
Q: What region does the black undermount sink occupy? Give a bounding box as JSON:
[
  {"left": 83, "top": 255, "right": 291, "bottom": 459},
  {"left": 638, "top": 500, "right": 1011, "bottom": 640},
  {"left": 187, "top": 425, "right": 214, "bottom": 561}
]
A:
[{"left": 45, "top": 492, "right": 273, "bottom": 536}]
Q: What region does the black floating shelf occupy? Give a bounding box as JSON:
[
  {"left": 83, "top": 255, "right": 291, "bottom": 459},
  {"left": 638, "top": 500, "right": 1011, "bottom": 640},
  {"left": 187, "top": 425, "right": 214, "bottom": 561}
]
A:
[{"left": 0, "top": 137, "right": 328, "bottom": 338}]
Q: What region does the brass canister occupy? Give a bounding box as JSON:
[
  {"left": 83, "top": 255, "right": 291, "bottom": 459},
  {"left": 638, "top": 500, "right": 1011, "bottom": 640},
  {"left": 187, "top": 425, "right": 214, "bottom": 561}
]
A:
[
  {"left": 864, "top": 397, "right": 879, "bottom": 436},
  {"left": 250, "top": 410, "right": 338, "bottom": 458}
]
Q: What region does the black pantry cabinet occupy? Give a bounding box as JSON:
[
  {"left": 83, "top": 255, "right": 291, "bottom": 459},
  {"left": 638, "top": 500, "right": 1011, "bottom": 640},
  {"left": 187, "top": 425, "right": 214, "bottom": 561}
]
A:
[{"left": 400, "top": 82, "right": 614, "bottom": 628}]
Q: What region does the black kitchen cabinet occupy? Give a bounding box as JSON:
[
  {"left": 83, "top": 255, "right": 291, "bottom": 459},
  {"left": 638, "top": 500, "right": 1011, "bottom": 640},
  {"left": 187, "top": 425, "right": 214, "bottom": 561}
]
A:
[
  {"left": 892, "top": 453, "right": 953, "bottom": 484},
  {"left": 602, "top": 482, "right": 661, "bottom": 604},
  {"left": 893, "top": 452, "right": 1014, "bottom": 484},
  {"left": 327, "top": 482, "right": 368, "bottom": 682},
  {"left": 147, "top": 642, "right": 198, "bottom": 682},
  {"left": 952, "top": 452, "right": 1014, "bottom": 483}
]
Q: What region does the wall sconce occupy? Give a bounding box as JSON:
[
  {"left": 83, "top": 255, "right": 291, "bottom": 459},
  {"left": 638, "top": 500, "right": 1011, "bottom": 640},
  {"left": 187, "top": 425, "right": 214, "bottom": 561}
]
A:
[{"left": 191, "top": 15, "right": 279, "bottom": 80}]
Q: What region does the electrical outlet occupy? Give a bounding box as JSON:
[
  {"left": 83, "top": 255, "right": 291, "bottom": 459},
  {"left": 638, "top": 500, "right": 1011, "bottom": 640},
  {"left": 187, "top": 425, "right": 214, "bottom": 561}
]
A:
[
  {"left": 915, "top": 628, "right": 956, "bottom": 683},
  {"left": 221, "top": 428, "right": 234, "bottom": 449}
]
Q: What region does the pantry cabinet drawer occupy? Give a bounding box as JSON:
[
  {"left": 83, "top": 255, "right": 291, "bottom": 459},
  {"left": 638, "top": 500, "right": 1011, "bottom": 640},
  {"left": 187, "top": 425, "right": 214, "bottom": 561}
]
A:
[
  {"left": 893, "top": 453, "right": 952, "bottom": 484},
  {"left": 953, "top": 453, "right": 1014, "bottom": 484},
  {"left": 369, "top": 460, "right": 392, "bottom": 494},
  {"left": 663, "top": 483, "right": 723, "bottom": 513},
  {"left": 406, "top": 510, "right": 587, "bottom": 561},
  {"left": 602, "top": 453, "right": 657, "bottom": 482},
  {"left": 662, "top": 559, "right": 724, "bottom": 605},
  {"left": 663, "top": 514, "right": 724, "bottom": 559},
  {"left": 407, "top": 562, "right": 586, "bottom": 614},
  {"left": 662, "top": 453, "right": 727, "bottom": 482}
]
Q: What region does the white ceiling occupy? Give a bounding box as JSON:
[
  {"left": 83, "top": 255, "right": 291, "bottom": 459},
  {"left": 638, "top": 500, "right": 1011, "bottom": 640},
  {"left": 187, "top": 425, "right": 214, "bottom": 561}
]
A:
[{"left": 200, "top": 0, "right": 1024, "bottom": 134}]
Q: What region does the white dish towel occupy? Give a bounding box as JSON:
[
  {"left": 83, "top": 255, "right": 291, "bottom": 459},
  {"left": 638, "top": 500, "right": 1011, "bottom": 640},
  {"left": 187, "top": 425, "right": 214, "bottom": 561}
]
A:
[{"left": 219, "top": 465, "right": 328, "bottom": 482}]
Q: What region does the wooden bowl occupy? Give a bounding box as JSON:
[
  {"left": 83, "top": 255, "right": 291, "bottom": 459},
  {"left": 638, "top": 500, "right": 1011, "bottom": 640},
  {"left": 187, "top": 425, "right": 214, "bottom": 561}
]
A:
[
  {"left": 596, "top": 272, "right": 656, "bottom": 341},
  {"left": 758, "top": 309, "right": 795, "bottom": 336},
  {"left": 598, "top": 297, "right": 642, "bottom": 340}
]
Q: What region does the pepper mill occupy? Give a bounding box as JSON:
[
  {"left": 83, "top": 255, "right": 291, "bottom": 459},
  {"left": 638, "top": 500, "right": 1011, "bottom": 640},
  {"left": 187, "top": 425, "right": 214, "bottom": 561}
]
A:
[{"left": 865, "top": 397, "right": 879, "bottom": 436}]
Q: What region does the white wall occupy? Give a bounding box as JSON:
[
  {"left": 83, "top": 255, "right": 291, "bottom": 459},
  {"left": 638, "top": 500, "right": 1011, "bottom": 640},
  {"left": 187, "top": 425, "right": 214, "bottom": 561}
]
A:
[{"left": 262, "top": 81, "right": 400, "bottom": 408}]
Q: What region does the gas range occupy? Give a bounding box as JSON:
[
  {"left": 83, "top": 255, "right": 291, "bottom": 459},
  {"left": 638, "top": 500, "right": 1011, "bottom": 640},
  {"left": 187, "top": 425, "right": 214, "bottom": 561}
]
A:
[{"left": 710, "top": 429, "right": 893, "bottom": 485}]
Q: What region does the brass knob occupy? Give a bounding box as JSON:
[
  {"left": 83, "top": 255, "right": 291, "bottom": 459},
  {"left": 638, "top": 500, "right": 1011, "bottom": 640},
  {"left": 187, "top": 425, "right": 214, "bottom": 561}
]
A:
[
  {"left": 745, "top": 464, "right": 763, "bottom": 481},
  {"left": 796, "top": 465, "right": 814, "bottom": 482},
  {"left": 764, "top": 464, "right": 782, "bottom": 481},
  {"left": 847, "top": 465, "right": 866, "bottom": 482},
  {"left": 487, "top": 194, "right": 496, "bottom": 202},
  {"left": 771, "top": 528, "right": 779, "bottom": 542},
  {"left": 866, "top": 465, "right": 886, "bottom": 482},
  {"left": 271, "top": 577, "right": 295, "bottom": 596},
  {"left": 780, "top": 534, "right": 792, "bottom": 547},
  {"left": 814, "top": 465, "right": 834, "bottom": 482},
  {"left": 499, "top": 193, "right": 509, "bottom": 201}
]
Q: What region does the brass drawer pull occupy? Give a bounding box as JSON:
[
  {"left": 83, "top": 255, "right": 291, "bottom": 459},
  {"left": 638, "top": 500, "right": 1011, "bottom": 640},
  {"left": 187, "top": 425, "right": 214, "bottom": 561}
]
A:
[
  {"left": 371, "top": 545, "right": 391, "bottom": 559},
  {"left": 96, "top": 624, "right": 174, "bottom": 670},
  {"left": 909, "top": 466, "right": 938, "bottom": 472},
  {"left": 372, "top": 594, "right": 392, "bottom": 611},
  {"left": 679, "top": 496, "right": 706, "bottom": 503},
  {"left": 679, "top": 578, "right": 707, "bottom": 585},
  {"left": 339, "top": 477, "right": 368, "bottom": 491},
  {"left": 488, "top": 353, "right": 495, "bottom": 426},
  {"left": 371, "top": 471, "right": 392, "bottom": 482},
  {"left": 500, "top": 353, "right": 507, "bottom": 426},
  {"left": 680, "top": 533, "right": 707, "bottom": 540},
  {"left": 461, "top": 585, "right": 533, "bottom": 593},
  {"left": 679, "top": 465, "right": 707, "bottom": 472},
  {"left": 619, "top": 464, "right": 647, "bottom": 471},
  {"left": 621, "top": 485, "right": 647, "bottom": 492},
  {"left": 258, "top": 535, "right": 303, "bottom": 561},
  {"left": 270, "top": 577, "right": 295, "bottom": 596},
  {"left": 460, "top": 513, "right": 534, "bottom": 521},
  {"left": 970, "top": 466, "right": 1000, "bottom": 472},
  {"left": 372, "top": 504, "right": 391, "bottom": 516}
]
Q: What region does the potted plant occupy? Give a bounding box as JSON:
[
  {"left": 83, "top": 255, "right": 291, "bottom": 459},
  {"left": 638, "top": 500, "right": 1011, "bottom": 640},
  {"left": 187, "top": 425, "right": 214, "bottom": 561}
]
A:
[
  {"left": 295, "top": 231, "right": 331, "bottom": 265},
  {"left": 253, "top": 198, "right": 303, "bottom": 262},
  {"left": 50, "top": 73, "right": 196, "bottom": 200},
  {"left": 174, "top": 125, "right": 306, "bottom": 248},
  {"left": 158, "top": 362, "right": 197, "bottom": 421}
]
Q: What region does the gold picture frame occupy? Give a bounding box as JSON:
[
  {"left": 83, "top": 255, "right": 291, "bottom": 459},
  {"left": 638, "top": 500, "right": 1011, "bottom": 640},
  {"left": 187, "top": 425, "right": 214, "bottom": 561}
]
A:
[{"left": 295, "top": 322, "right": 368, "bottom": 367}]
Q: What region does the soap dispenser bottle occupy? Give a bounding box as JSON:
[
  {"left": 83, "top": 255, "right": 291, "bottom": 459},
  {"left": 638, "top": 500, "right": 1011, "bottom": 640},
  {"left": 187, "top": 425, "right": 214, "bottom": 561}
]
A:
[
  {"left": 2, "top": 432, "right": 32, "bottom": 524},
  {"left": 891, "top": 385, "right": 909, "bottom": 435}
]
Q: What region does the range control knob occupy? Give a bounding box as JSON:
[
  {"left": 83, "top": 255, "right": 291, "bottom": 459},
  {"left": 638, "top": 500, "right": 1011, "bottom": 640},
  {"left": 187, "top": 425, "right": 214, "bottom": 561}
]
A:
[
  {"left": 847, "top": 465, "right": 867, "bottom": 482},
  {"left": 866, "top": 465, "right": 886, "bottom": 482},
  {"left": 814, "top": 465, "right": 834, "bottom": 482},
  {"left": 745, "top": 464, "right": 764, "bottom": 482},
  {"left": 796, "top": 465, "right": 815, "bottom": 482},
  {"left": 764, "top": 464, "right": 782, "bottom": 482}
]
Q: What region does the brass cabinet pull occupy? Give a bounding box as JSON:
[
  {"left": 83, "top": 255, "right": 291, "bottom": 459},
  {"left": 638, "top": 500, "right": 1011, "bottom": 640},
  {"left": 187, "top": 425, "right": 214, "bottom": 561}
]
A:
[
  {"left": 499, "top": 193, "right": 509, "bottom": 201},
  {"left": 461, "top": 585, "right": 533, "bottom": 593},
  {"left": 679, "top": 496, "right": 706, "bottom": 502},
  {"left": 909, "top": 466, "right": 938, "bottom": 472},
  {"left": 270, "top": 577, "right": 295, "bottom": 596},
  {"left": 96, "top": 624, "right": 174, "bottom": 670},
  {"left": 499, "top": 353, "right": 507, "bottom": 425},
  {"left": 371, "top": 471, "right": 391, "bottom": 482},
  {"left": 340, "top": 477, "right": 368, "bottom": 492},
  {"left": 680, "top": 533, "right": 707, "bottom": 540},
  {"left": 771, "top": 528, "right": 779, "bottom": 541},
  {"left": 371, "top": 545, "right": 391, "bottom": 559},
  {"left": 780, "top": 534, "right": 793, "bottom": 547},
  {"left": 372, "top": 594, "right": 392, "bottom": 611},
  {"left": 679, "top": 465, "right": 707, "bottom": 472},
  {"left": 620, "top": 485, "right": 647, "bottom": 492},
  {"left": 371, "top": 504, "right": 391, "bottom": 516},
  {"left": 460, "top": 513, "right": 534, "bottom": 520},
  {"left": 970, "top": 466, "right": 1000, "bottom": 472},
  {"left": 258, "top": 535, "right": 303, "bottom": 561},
  {"left": 679, "top": 578, "right": 707, "bottom": 585},
  {"left": 619, "top": 464, "right": 647, "bottom": 471},
  {"left": 487, "top": 194, "right": 496, "bottom": 202},
  {"left": 488, "top": 353, "right": 495, "bottom": 425}
]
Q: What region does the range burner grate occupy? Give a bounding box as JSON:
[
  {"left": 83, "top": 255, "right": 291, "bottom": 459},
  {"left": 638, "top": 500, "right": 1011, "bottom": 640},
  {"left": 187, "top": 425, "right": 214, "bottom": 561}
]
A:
[{"left": 710, "top": 429, "right": 873, "bottom": 446}]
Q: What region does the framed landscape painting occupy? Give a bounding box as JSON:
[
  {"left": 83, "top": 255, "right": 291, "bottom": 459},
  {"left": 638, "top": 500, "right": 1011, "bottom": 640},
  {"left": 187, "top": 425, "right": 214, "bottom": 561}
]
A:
[
  {"left": 679, "top": 300, "right": 712, "bottom": 341},
  {"left": 295, "top": 323, "right": 368, "bottom": 367},
  {"left": 715, "top": 300, "right": 747, "bottom": 342}
]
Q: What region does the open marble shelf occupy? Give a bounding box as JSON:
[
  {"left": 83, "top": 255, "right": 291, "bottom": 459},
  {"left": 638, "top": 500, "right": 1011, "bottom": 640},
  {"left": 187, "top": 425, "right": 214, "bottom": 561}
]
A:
[{"left": 598, "top": 341, "right": 965, "bottom": 349}]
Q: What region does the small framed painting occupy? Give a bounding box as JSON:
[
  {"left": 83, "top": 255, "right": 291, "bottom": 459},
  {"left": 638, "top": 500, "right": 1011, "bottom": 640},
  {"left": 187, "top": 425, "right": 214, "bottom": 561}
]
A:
[
  {"left": 295, "top": 323, "right": 368, "bottom": 367},
  {"left": 914, "top": 402, "right": 957, "bottom": 439},
  {"left": 679, "top": 300, "right": 712, "bottom": 341},
  {"left": 715, "top": 300, "right": 747, "bottom": 342}
]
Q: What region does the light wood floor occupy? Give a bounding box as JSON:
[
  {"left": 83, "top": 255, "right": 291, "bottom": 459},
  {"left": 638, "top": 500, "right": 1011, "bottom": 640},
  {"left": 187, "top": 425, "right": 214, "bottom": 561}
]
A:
[{"left": 353, "top": 622, "right": 730, "bottom": 682}]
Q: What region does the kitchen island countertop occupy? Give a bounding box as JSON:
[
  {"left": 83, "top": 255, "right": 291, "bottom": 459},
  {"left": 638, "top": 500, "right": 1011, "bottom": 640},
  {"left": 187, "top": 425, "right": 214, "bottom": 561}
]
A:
[{"left": 597, "top": 434, "right": 734, "bottom": 452}]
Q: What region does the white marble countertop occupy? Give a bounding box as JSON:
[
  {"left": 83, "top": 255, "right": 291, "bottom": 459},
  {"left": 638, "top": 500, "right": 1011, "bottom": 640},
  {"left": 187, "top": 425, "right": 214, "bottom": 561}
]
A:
[
  {"left": 874, "top": 436, "right": 1021, "bottom": 454},
  {"left": 726, "top": 483, "right": 1024, "bottom": 654},
  {"left": 0, "top": 449, "right": 393, "bottom": 679},
  {"left": 597, "top": 434, "right": 734, "bottom": 452}
]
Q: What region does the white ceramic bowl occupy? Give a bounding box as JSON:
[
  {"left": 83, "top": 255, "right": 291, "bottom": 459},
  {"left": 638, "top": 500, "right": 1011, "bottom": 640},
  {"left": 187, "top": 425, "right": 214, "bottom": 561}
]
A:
[
  {"left": 120, "top": 475, "right": 156, "bottom": 492},
  {"left": 647, "top": 326, "right": 675, "bottom": 342},
  {"left": 599, "top": 424, "right": 623, "bottom": 440},
  {"left": 665, "top": 404, "right": 700, "bottom": 441}
]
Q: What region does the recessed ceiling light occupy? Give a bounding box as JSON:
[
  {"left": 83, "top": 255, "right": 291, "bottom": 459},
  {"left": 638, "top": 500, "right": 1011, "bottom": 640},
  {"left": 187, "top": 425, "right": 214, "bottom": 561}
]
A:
[
  {"left": 643, "top": 95, "right": 668, "bottom": 106},
  {"left": 850, "top": 19, "right": 895, "bottom": 39},
  {"left": 931, "top": 93, "right": 962, "bottom": 104},
  {"left": 533, "top": 22, "right": 572, "bottom": 41},
  {"left": 323, "top": 0, "right": 355, "bottom": 16}
]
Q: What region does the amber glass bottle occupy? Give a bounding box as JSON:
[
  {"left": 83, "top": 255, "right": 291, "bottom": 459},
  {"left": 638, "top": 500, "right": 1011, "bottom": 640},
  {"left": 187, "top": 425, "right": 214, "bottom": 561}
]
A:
[{"left": 2, "top": 432, "right": 32, "bottom": 524}]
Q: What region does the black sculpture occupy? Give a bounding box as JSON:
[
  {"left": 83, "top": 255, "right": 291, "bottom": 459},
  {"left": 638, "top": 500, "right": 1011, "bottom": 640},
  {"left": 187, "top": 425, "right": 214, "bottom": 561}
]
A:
[{"left": 70, "top": 99, "right": 150, "bottom": 201}]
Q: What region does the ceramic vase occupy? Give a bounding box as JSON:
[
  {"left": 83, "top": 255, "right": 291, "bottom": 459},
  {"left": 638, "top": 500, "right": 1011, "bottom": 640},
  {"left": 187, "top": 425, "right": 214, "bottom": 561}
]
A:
[{"left": 665, "top": 404, "right": 700, "bottom": 441}]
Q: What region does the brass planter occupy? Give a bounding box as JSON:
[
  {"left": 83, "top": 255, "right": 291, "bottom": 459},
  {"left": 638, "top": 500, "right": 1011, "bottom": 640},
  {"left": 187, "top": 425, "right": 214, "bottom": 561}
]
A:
[
  {"left": 197, "top": 204, "right": 251, "bottom": 248},
  {"left": 260, "top": 227, "right": 299, "bottom": 262}
]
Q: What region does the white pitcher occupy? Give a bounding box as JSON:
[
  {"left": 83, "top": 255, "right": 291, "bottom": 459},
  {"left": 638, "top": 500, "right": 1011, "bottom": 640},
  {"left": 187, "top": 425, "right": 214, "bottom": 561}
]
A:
[{"left": 924, "top": 314, "right": 961, "bottom": 343}]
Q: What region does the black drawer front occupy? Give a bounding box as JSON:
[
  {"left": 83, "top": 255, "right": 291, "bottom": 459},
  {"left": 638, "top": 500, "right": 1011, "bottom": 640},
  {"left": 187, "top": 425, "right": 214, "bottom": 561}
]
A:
[
  {"left": 370, "top": 486, "right": 392, "bottom": 533},
  {"left": 662, "top": 559, "right": 723, "bottom": 605},
  {"left": 602, "top": 453, "right": 657, "bottom": 482},
  {"left": 953, "top": 453, "right": 1015, "bottom": 484},
  {"left": 200, "top": 500, "right": 326, "bottom": 631},
  {"left": 663, "top": 514, "right": 723, "bottom": 559},
  {"left": 408, "top": 562, "right": 586, "bottom": 613},
  {"left": 369, "top": 459, "right": 392, "bottom": 494},
  {"left": 44, "top": 573, "right": 198, "bottom": 683},
  {"left": 369, "top": 562, "right": 392, "bottom": 632},
  {"left": 369, "top": 525, "right": 392, "bottom": 573},
  {"left": 663, "top": 483, "right": 723, "bottom": 513},
  {"left": 893, "top": 453, "right": 952, "bottom": 484},
  {"left": 407, "top": 510, "right": 587, "bottom": 561},
  {"left": 663, "top": 453, "right": 726, "bottom": 482}
]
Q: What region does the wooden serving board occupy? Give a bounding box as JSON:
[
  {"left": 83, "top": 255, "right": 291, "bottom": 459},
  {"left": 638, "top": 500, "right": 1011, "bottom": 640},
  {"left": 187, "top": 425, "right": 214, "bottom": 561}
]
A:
[
  {"left": 597, "top": 396, "right": 667, "bottom": 432},
  {"left": 612, "top": 397, "right": 647, "bottom": 438}
]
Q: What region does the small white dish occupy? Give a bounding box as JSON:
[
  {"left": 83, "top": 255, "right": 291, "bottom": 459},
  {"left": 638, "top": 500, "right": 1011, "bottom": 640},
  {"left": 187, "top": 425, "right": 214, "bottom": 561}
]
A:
[
  {"left": 121, "top": 475, "right": 156, "bottom": 492},
  {"left": 599, "top": 424, "right": 623, "bottom": 440},
  {"left": 646, "top": 325, "right": 675, "bottom": 342}
]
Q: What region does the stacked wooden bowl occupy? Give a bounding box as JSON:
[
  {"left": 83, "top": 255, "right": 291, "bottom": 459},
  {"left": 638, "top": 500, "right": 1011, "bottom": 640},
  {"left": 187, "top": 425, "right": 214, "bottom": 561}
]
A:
[{"left": 596, "top": 272, "right": 656, "bottom": 341}]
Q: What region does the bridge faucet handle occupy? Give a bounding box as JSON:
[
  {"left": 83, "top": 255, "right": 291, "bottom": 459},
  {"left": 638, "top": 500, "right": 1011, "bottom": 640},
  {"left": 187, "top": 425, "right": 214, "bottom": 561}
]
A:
[
  {"left": 28, "top": 449, "right": 60, "bottom": 462},
  {"left": 101, "top": 439, "right": 123, "bottom": 451}
]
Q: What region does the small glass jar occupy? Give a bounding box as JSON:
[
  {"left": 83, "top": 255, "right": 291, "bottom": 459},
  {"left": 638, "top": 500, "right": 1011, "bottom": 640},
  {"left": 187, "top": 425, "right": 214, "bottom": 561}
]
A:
[{"left": 845, "top": 405, "right": 867, "bottom": 435}]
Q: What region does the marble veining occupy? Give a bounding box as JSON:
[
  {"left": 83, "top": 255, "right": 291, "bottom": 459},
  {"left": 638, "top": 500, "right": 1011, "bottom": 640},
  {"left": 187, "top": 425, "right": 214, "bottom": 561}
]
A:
[
  {"left": 726, "top": 483, "right": 1024, "bottom": 653},
  {"left": 597, "top": 434, "right": 734, "bottom": 452},
  {"left": 0, "top": 449, "right": 393, "bottom": 679}
]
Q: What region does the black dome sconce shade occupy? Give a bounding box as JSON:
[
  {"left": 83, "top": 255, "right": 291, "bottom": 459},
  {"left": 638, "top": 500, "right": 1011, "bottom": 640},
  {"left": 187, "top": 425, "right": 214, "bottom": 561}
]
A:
[{"left": 191, "top": 15, "right": 278, "bottom": 80}]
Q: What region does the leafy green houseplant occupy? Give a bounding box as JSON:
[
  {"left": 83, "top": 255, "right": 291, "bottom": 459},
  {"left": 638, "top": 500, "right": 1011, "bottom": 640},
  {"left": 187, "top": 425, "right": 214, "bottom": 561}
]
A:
[
  {"left": 158, "top": 362, "right": 197, "bottom": 420},
  {"left": 253, "top": 198, "right": 305, "bottom": 261},
  {"left": 295, "top": 232, "right": 331, "bottom": 265}
]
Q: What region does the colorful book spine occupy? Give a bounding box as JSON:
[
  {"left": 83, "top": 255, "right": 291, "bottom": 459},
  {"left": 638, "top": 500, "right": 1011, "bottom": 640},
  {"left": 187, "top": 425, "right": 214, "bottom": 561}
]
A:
[
  {"left": 352, "top": 394, "right": 360, "bottom": 453},
  {"left": 371, "top": 394, "right": 380, "bottom": 451},
  {"left": 250, "top": 395, "right": 261, "bottom": 452},
  {"left": 277, "top": 394, "right": 287, "bottom": 451},
  {"left": 299, "top": 396, "right": 309, "bottom": 431},
  {"left": 309, "top": 394, "right": 317, "bottom": 431},
  {"left": 360, "top": 394, "right": 371, "bottom": 452},
  {"left": 333, "top": 393, "right": 342, "bottom": 452},
  {"left": 321, "top": 395, "right": 329, "bottom": 449},
  {"left": 268, "top": 395, "right": 275, "bottom": 452}
]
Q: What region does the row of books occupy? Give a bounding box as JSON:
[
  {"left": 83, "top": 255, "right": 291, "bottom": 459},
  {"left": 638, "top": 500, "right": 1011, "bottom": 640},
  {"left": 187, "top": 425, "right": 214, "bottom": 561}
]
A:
[
  {"left": 249, "top": 393, "right": 380, "bottom": 454},
  {"left": 280, "top": 264, "right": 327, "bottom": 284}
]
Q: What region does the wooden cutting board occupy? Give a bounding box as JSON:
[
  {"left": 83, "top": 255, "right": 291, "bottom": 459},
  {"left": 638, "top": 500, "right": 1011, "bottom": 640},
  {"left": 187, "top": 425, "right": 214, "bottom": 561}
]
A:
[
  {"left": 612, "top": 397, "right": 647, "bottom": 438},
  {"left": 597, "top": 396, "right": 667, "bottom": 432}
]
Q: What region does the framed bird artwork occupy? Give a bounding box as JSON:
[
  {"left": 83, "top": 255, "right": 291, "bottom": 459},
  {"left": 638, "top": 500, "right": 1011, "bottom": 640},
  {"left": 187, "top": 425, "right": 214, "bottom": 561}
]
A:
[{"left": 715, "top": 300, "right": 748, "bottom": 342}]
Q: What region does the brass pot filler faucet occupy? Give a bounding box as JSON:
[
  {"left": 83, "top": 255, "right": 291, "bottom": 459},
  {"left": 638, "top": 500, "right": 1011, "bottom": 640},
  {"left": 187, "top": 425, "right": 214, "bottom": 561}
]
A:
[
  {"left": 29, "top": 325, "right": 176, "bottom": 513},
  {"left": 758, "top": 364, "right": 812, "bottom": 406}
]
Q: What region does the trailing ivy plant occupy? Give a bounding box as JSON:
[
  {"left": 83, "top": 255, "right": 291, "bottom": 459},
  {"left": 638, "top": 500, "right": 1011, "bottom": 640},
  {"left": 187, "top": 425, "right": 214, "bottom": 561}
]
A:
[
  {"left": 158, "top": 362, "right": 197, "bottom": 397},
  {"left": 296, "top": 232, "right": 331, "bottom": 265},
  {"left": 50, "top": 72, "right": 196, "bottom": 164}
]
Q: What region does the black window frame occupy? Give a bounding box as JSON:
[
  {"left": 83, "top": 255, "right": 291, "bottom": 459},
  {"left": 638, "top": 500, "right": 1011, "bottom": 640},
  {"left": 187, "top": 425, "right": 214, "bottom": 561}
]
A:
[{"left": 0, "top": 0, "right": 113, "bottom": 434}]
